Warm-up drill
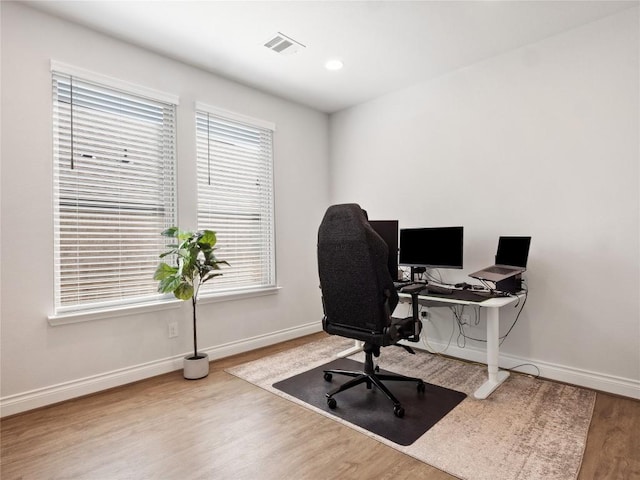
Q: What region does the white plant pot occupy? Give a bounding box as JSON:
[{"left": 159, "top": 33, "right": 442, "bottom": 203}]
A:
[{"left": 183, "top": 353, "right": 209, "bottom": 380}]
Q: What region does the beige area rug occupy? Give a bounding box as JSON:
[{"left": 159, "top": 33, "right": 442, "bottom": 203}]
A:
[{"left": 226, "top": 336, "right": 595, "bottom": 480}]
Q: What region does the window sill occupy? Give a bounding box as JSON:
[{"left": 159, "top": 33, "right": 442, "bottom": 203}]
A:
[
  {"left": 47, "top": 298, "right": 184, "bottom": 326},
  {"left": 198, "top": 286, "right": 281, "bottom": 304},
  {"left": 47, "top": 287, "right": 281, "bottom": 326}
]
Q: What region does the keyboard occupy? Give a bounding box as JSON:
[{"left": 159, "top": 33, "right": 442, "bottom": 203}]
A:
[{"left": 420, "top": 284, "right": 453, "bottom": 295}]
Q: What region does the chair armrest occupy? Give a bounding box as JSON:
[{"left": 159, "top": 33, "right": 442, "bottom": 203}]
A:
[
  {"left": 401, "top": 288, "right": 423, "bottom": 342},
  {"left": 390, "top": 316, "right": 421, "bottom": 342}
]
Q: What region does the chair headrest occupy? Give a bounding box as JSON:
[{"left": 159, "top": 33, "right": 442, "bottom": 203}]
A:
[{"left": 318, "top": 203, "right": 367, "bottom": 245}]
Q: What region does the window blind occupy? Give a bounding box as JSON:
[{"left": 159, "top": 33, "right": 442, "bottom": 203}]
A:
[
  {"left": 52, "top": 71, "right": 177, "bottom": 312},
  {"left": 195, "top": 109, "right": 276, "bottom": 293}
]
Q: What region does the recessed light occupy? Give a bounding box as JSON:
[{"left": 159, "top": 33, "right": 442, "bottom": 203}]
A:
[{"left": 325, "top": 59, "right": 344, "bottom": 71}]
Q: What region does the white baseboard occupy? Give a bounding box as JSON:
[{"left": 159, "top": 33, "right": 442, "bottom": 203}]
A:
[
  {"left": 0, "top": 322, "right": 322, "bottom": 418},
  {"left": 3, "top": 323, "right": 637, "bottom": 418},
  {"left": 413, "top": 339, "right": 640, "bottom": 400}
]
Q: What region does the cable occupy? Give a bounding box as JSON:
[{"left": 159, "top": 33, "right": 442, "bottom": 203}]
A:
[
  {"left": 399, "top": 267, "right": 449, "bottom": 287},
  {"left": 506, "top": 363, "right": 540, "bottom": 378},
  {"left": 424, "top": 268, "right": 443, "bottom": 284},
  {"left": 419, "top": 305, "right": 455, "bottom": 354},
  {"left": 420, "top": 281, "right": 539, "bottom": 379},
  {"left": 452, "top": 284, "right": 528, "bottom": 346},
  {"left": 453, "top": 304, "right": 486, "bottom": 347},
  {"left": 499, "top": 284, "right": 528, "bottom": 346},
  {"left": 399, "top": 266, "right": 413, "bottom": 282}
]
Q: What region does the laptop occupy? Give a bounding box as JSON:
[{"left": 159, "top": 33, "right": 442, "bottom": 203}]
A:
[{"left": 469, "top": 236, "right": 531, "bottom": 282}]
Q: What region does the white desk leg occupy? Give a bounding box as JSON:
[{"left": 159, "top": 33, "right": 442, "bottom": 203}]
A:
[
  {"left": 474, "top": 306, "right": 510, "bottom": 399},
  {"left": 336, "top": 340, "right": 364, "bottom": 358}
]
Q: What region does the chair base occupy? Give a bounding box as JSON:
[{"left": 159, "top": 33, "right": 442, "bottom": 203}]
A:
[{"left": 323, "top": 344, "right": 425, "bottom": 418}]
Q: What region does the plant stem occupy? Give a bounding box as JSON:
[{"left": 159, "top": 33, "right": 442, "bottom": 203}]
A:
[{"left": 192, "top": 296, "right": 197, "bottom": 358}]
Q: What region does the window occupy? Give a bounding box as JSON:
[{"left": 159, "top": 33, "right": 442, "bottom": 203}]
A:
[
  {"left": 195, "top": 104, "right": 276, "bottom": 294},
  {"left": 52, "top": 67, "right": 177, "bottom": 314}
]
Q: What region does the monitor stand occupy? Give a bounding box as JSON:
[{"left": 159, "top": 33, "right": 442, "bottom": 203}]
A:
[{"left": 411, "top": 266, "right": 426, "bottom": 283}]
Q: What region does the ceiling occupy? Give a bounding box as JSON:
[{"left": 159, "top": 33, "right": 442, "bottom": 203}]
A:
[{"left": 25, "top": 1, "right": 637, "bottom": 113}]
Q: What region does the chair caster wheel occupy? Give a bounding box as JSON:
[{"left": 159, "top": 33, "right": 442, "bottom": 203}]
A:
[
  {"left": 327, "top": 397, "right": 337, "bottom": 409},
  {"left": 394, "top": 405, "right": 405, "bottom": 418},
  {"left": 417, "top": 381, "right": 426, "bottom": 393},
  {"left": 374, "top": 365, "right": 380, "bottom": 372},
  {"left": 323, "top": 372, "right": 333, "bottom": 382}
]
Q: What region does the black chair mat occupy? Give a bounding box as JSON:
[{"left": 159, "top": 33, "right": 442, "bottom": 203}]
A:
[{"left": 273, "top": 357, "right": 467, "bottom": 446}]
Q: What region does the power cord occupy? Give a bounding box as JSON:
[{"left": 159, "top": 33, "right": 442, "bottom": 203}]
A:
[
  {"left": 453, "top": 304, "right": 483, "bottom": 347},
  {"left": 399, "top": 266, "right": 412, "bottom": 282},
  {"left": 452, "top": 283, "right": 528, "bottom": 346},
  {"left": 413, "top": 280, "right": 539, "bottom": 378},
  {"left": 506, "top": 362, "right": 540, "bottom": 378},
  {"left": 419, "top": 305, "right": 455, "bottom": 354},
  {"left": 498, "top": 284, "right": 528, "bottom": 346},
  {"left": 424, "top": 268, "right": 444, "bottom": 284},
  {"left": 399, "top": 266, "right": 446, "bottom": 285}
]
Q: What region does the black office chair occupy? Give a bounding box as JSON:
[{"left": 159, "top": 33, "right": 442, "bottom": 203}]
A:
[{"left": 317, "top": 203, "right": 425, "bottom": 418}]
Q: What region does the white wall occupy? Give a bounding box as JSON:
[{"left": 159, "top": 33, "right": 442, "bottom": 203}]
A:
[
  {"left": 0, "top": 2, "right": 329, "bottom": 415},
  {"left": 330, "top": 9, "right": 639, "bottom": 397},
  {"left": 2, "top": 3, "right": 638, "bottom": 416}
]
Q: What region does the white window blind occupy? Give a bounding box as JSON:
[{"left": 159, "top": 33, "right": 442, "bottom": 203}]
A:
[
  {"left": 52, "top": 71, "right": 177, "bottom": 313},
  {"left": 196, "top": 108, "right": 276, "bottom": 293}
]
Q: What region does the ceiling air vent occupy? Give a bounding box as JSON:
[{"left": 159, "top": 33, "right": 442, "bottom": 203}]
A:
[{"left": 264, "top": 32, "right": 306, "bottom": 56}]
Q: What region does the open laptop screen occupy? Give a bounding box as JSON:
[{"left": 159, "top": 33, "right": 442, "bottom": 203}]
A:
[{"left": 495, "top": 236, "right": 531, "bottom": 268}]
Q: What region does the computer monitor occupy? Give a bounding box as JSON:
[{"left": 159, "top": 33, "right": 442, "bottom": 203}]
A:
[
  {"left": 368, "top": 220, "right": 399, "bottom": 281},
  {"left": 399, "top": 226, "right": 464, "bottom": 269}
]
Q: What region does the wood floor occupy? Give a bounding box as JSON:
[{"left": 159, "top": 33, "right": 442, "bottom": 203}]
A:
[{"left": 1, "top": 333, "right": 639, "bottom": 480}]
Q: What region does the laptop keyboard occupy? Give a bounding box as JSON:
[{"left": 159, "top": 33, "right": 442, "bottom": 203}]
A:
[{"left": 485, "top": 266, "right": 516, "bottom": 274}]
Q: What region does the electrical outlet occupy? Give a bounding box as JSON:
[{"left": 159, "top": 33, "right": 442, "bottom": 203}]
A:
[
  {"left": 168, "top": 322, "right": 178, "bottom": 338},
  {"left": 461, "top": 314, "right": 470, "bottom": 325}
]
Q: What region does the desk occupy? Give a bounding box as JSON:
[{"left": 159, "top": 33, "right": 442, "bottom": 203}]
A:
[{"left": 337, "top": 290, "right": 521, "bottom": 400}]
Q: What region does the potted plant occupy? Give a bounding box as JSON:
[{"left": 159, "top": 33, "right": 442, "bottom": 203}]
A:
[{"left": 154, "top": 227, "right": 228, "bottom": 379}]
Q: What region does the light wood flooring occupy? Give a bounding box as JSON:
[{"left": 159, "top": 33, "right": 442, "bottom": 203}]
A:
[{"left": 1, "top": 333, "right": 639, "bottom": 480}]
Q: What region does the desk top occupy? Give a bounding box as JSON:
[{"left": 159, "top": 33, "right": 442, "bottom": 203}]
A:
[{"left": 398, "top": 289, "right": 521, "bottom": 308}]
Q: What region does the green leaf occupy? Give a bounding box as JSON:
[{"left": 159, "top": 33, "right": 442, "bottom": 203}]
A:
[
  {"left": 155, "top": 227, "right": 228, "bottom": 300},
  {"left": 198, "top": 230, "right": 217, "bottom": 248},
  {"left": 161, "top": 227, "right": 179, "bottom": 238},
  {"left": 153, "top": 262, "right": 177, "bottom": 280},
  {"left": 202, "top": 272, "right": 223, "bottom": 283},
  {"left": 177, "top": 230, "right": 194, "bottom": 242},
  {"left": 174, "top": 282, "right": 194, "bottom": 300},
  {"left": 158, "top": 275, "right": 181, "bottom": 294},
  {"left": 181, "top": 256, "right": 196, "bottom": 277}
]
